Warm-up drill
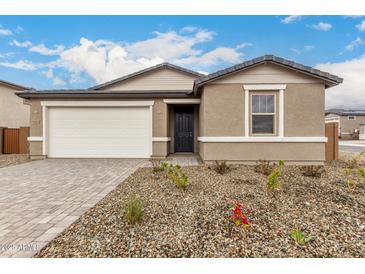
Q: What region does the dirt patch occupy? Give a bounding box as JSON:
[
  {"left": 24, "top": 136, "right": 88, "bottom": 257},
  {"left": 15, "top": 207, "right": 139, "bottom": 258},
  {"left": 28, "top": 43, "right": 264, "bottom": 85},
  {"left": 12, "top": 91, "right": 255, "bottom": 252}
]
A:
[{"left": 0, "top": 154, "right": 30, "bottom": 168}]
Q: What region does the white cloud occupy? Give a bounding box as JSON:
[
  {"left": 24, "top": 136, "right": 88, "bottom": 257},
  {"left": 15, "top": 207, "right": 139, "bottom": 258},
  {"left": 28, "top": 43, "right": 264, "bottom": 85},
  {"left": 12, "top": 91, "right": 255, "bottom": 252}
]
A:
[
  {"left": 0, "top": 26, "right": 12, "bottom": 36},
  {"left": 311, "top": 22, "right": 332, "bottom": 31},
  {"left": 15, "top": 26, "right": 24, "bottom": 33},
  {"left": 316, "top": 55, "right": 365, "bottom": 109},
  {"left": 126, "top": 29, "right": 215, "bottom": 61},
  {"left": 0, "top": 60, "right": 39, "bottom": 71},
  {"left": 41, "top": 69, "right": 66, "bottom": 86},
  {"left": 0, "top": 52, "right": 15, "bottom": 59},
  {"left": 10, "top": 39, "right": 32, "bottom": 48},
  {"left": 58, "top": 28, "right": 245, "bottom": 84},
  {"left": 181, "top": 26, "right": 198, "bottom": 33},
  {"left": 290, "top": 45, "right": 314, "bottom": 55},
  {"left": 0, "top": 27, "right": 249, "bottom": 85},
  {"left": 281, "top": 16, "right": 302, "bottom": 24},
  {"left": 29, "top": 44, "right": 65, "bottom": 56},
  {"left": 236, "top": 43, "right": 253, "bottom": 49},
  {"left": 345, "top": 37, "right": 364, "bottom": 51},
  {"left": 176, "top": 47, "right": 243, "bottom": 67},
  {"left": 356, "top": 20, "right": 365, "bottom": 31}
]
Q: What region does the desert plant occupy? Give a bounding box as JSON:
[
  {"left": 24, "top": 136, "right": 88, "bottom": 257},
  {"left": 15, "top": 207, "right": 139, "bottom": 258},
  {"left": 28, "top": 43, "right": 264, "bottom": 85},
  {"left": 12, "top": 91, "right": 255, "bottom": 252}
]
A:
[
  {"left": 357, "top": 167, "right": 365, "bottom": 178},
  {"left": 254, "top": 160, "right": 276, "bottom": 175},
  {"left": 301, "top": 165, "right": 325, "bottom": 178},
  {"left": 163, "top": 163, "right": 190, "bottom": 189},
  {"left": 344, "top": 151, "right": 365, "bottom": 169},
  {"left": 267, "top": 169, "right": 282, "bottom": 191},
  {"left": 266, "top": 160, "right": 284, "bottom": 191},
  {"left": 125, "top": 194, "right": 144, "bottom": 225},
  {"left": 213, "top": 161, "right": 230, "bottom": 175},
  {"left": 290, "top": 228, "right": 312, "bottom": 245},
  {"left": 344, "top": 168, "right": 364, "bottom": 192},
  {"left": 229, "top": 202, "right": 251, "bottom": 228}
]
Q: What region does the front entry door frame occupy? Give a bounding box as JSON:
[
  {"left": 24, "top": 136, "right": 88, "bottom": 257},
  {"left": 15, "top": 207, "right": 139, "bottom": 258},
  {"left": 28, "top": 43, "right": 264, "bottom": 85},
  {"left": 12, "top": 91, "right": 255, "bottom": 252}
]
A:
[{"left": 174, "top": 106, "right": 194, "bottom": 153}]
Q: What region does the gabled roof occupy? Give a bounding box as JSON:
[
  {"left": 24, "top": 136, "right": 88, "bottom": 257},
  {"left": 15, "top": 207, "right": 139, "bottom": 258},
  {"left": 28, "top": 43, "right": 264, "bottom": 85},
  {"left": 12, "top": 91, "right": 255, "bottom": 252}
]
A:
[
  {"left": 0, "top": 79, "right": 30, "bottom": 91},
  {"left": 193, "top": 55, "right": 343, "bottom": 92},
  {"left": 90, "top": 62, "right": 204, "bottom": 90}
]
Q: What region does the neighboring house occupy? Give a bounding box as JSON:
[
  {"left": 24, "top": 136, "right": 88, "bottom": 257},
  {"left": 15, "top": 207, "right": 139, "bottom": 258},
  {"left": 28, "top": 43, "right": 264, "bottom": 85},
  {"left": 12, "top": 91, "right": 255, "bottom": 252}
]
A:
[
  {"left": 0, "top": 79, "right": 30, "bottom": 128},
  {"left": 17, "top": 55, "right": 342, "bottom": 164},
  {"left": 325, "top": 109, "right": 365, "bottom": 139}
]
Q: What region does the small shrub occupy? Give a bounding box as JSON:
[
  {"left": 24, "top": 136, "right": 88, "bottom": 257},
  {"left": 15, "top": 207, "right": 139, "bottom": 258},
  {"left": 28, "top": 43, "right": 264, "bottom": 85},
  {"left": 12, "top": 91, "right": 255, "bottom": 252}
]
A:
[
  {"left": 213, "top": 161, "right": 230, "bottom": 175},
  {"left": 254, "top": 160, "right": 276, "bottom": 175},
  {"left": 357, "top": 167, "right": 365, "bottom": 178},
  {"left": 290, "top": 228, "right": 312, "bottom": 245},
  {"left": 344, "top": 168, "right": 364, "bottom": 192},
  {"left": 125, "top": 194, "right": 144, "bottom": 225},
  {"left": 301, "top": 165, "right": 325, "bottom": 178},
  {"left": 266, "top": 160, "right": 284, "bottom": 191},
  {"left": 267, "top": 169, "right": 282, "bottom": 191},
  {"left": 344, "top": 151, "right": 365, "bottom": 169},
  {"left": 163, "top": 162, "right": 190, "bottom": 189},
  {"left": 229, "top": 202, "right": 251, "bottom": 228}
]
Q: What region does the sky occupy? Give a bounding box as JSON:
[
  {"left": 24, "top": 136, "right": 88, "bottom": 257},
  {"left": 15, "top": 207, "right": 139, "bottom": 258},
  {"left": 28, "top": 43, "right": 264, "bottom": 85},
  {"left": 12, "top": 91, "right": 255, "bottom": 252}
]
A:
[{"left": 0, "top": 15, "right": 365, "bottom": 109}]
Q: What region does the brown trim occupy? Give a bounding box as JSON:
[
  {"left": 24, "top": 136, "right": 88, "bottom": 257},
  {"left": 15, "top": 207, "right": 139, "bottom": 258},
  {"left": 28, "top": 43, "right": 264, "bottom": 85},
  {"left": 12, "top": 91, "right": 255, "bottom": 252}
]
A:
[{"left": 16, "top": 91, "right": 200, "bottom": 100}]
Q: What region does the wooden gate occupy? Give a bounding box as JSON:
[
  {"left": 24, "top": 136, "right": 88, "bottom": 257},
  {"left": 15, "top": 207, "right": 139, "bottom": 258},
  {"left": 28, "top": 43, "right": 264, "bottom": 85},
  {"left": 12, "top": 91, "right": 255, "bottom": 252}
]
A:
[
  {"left": 2, "top": 127, "right": 29, "bottom": 154},
  {"left": 325, "top": 122, "right": 339, "bottom": 161}
]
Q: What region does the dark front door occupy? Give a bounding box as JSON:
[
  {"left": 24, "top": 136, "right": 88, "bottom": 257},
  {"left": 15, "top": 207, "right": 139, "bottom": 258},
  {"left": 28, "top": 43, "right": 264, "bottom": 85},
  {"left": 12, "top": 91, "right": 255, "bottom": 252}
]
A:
[{"left": 175, "top": 107, "right": 194, "bottom": 152}]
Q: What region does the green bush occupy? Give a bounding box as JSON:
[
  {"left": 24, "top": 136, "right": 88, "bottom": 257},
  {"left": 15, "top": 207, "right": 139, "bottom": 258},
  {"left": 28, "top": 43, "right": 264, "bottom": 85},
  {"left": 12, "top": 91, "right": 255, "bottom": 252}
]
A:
[
  {"left": 290, "top": 228, "right": 312, "bottom": 245},
  {"left": 125, "top": 194, "right": 144, "bottom": 225},
  {"left": 266, "top": 160, "right": 284, "bottom": 191},
  {"left": 162, "top": 162, "right": 190, "bottom": 189}
]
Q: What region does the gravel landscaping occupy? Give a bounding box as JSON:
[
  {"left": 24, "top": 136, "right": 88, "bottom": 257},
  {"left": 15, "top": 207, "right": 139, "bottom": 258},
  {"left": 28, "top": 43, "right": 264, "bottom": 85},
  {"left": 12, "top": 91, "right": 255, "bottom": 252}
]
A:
[
  {"left": 0, "top": 154, "right": 30, "bottom": 168},
  {"left": 35, "top": 160, "right": 365, "bottom": 258}
]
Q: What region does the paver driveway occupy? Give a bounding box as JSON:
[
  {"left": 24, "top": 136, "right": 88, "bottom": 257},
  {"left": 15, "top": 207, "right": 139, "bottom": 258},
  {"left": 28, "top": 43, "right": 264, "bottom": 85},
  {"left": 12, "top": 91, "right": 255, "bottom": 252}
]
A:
[{"left": 0, "top": 158, "right": 147, "bottom": 258}]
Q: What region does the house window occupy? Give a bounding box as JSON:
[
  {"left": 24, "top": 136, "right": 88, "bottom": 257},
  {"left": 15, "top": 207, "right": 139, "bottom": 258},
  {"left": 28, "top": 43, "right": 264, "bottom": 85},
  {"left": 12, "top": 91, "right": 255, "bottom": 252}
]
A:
[
  {"left": 251, "top": 94, "right": 276, "bottom": 134},
  {"left": 348, "top": 116, "right": 356, "bottom": 120}
]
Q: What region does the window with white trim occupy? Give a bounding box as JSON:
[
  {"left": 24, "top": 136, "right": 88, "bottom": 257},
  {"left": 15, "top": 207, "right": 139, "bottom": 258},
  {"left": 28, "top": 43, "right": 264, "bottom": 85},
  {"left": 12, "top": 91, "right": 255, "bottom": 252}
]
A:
[
  {"left": 251, "top": 94, "right": 276, "bottom": 134},
  {"left": 348, "top": 116, "right": 356, "bottom": 120}
]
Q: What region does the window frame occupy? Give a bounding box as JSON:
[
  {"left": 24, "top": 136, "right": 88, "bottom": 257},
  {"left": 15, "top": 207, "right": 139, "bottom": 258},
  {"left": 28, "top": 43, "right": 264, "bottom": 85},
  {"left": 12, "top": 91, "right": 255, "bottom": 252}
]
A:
[
  {"left": 250, "top": 93, "right": 277, "bottom": 136},
  {"left": 348, "top": 116, "right": 356, "bottom": 121}
]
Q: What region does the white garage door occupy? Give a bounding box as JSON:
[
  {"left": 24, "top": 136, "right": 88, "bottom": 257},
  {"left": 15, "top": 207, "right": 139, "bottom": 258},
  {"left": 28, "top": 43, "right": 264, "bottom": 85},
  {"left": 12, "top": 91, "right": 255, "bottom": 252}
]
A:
[{"left": 48, "top": 107, "right": 150, "bottom": 158}]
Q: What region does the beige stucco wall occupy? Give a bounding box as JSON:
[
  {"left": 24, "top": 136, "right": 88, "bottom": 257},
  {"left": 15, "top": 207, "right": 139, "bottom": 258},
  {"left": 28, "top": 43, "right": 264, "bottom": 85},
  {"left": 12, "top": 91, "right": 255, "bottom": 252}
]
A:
[
  {"left": 0, "top": 84, "right": 30, "bottom": 128},
  {"left": 28, "top": 98, "right": 171, "bottom": 158},
  {"left": 284, "top": 84, "right": 325, "bottom": 136},
  {"left": 198, "top": 64, "right": 327, "bottom": 162},
  {"left": 102, "top": 68, "right": 198, "bottom": 91},
  {"left": 199, "top": 84, "right": 245, "bottom": 136},
  {"left": 199, "top": 142, "right": 325, "bottom": 163}
]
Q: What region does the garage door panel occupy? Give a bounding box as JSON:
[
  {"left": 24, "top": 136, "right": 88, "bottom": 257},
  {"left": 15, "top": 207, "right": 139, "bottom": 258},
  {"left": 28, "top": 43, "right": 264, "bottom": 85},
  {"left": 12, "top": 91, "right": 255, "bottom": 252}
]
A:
[{"left": 48, "top": 107, "right": 150, "bottom": 158}]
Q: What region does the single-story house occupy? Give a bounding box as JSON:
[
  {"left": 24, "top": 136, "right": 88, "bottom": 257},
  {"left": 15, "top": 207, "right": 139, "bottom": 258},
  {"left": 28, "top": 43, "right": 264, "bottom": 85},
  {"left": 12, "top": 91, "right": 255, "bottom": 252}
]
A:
[
  {"left": 17, "top": 55, "right": 343, "bottom": 164},
  {"left": 325, "top": 109, "right": 365, "bottom": 140},
  {"left": 0, "top": 79, "right": 31, "bottom": 154}
]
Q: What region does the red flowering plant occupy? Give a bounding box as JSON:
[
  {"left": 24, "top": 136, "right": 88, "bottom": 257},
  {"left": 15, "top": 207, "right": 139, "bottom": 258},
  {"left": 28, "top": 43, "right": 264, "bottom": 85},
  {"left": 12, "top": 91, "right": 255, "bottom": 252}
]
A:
[{"left": 229, "top": 202, "right": 251, "bottom": 228}]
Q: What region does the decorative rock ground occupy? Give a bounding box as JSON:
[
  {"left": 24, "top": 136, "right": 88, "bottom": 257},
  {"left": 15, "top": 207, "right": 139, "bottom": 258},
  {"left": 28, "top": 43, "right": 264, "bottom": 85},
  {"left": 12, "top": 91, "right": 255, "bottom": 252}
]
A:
[{"left": 35, "top": 163, "right": 365, "bottom": 258}]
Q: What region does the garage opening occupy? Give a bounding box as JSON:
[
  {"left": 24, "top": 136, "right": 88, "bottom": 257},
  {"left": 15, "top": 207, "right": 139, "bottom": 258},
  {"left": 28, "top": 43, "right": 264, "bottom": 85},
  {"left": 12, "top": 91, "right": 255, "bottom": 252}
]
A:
[{"left": 47, "top": 106, "right": 151, "bottom": 158}]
